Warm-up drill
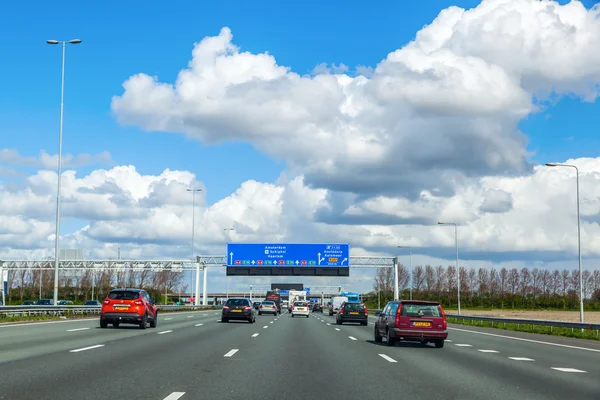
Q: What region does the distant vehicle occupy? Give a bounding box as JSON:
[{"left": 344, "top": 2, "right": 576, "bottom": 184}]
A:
[
  {"left": 258, "top": 301, "right": 278, "bottom": 316},
  {"left": 35, "top": 299, "right": 54, "bottom": 306},
  {"left": 336, "top": 302, "right": 368, "bottom": 326},
  {"left": 374, "top": 300, "right": 448, "bottom": 348},
  {"left": 291, "top": 300, "right": 309, "bottom": 318},
  {"left": 58, "top": 300, "right": 74, "bottom": 305},
  {"left": 222, "top": 298, "right": 256, "bottom": 323},
  {"left": 288, "top": 290, "right": 306, "bottom": 312},
  {"left": 100, "top": 288, "right": 158, "bottom": 329},
  {"left": 253, "top": 301, "right": 261, "bottom": 310},
  {"left": 84, "top": 300, "right": 102, "bottom": 306},
  {"left": 328, "top": 296, "right": 348, "bottom": 315},
  {"left": 312, "top": 303, "right": 323, "bottom": 313},
  {"left": 340, "top": 291, "right": 360, "bottom": 303},
  {"left": 21, "top": 301, "right": 35, "bottom": 306},
  {"left": 265, "top": 290, "right": 282, "bottom": 314}
]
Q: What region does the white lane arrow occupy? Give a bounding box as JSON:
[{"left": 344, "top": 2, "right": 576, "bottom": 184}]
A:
[
  {"left": 230, "top": 252, "right": 233, "bottom": 265},
  {"left": 341, "top": 258, "right": 347, "bottom": 265},
  {"left": 295, "top": 260, "right": 299, "bottom": 265},
  {"left": 251, "top": 260, "right": 256, "bottom": 265},
  {"left": 317, "top": 253, "right": 325, "bottom": 265}
]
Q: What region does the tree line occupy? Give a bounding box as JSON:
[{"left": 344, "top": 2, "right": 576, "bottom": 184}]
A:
[
  {"left": 2, "top": 268, "right": 185, "bottom": 305},
  {"left": 371, "top": 265, "right": 600, "bottom": 310}
]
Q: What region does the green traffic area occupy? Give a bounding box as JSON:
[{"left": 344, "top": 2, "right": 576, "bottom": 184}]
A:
[{"left": 447, "top": 316, "right": 600, "bottom": 341}]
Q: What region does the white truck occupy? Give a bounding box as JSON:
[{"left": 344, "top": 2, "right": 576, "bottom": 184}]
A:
[
  {"left": 288, "top": 290, "right": 307, "bottom": 313},
  {"left": 329, "top": 296, "right": 349, "bottom": 315}
]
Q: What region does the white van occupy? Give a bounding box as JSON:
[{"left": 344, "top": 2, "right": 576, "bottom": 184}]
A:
[{"left": 329, "top": 296, "right": 348, "bottom": 316}]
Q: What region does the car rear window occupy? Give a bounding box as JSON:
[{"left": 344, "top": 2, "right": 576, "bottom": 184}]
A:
[
  {"left": 295, "top": 301, "right": 307, "bottom": 306},
  {"left": 345, "top": 303, "right": 365, "bottom": 311},
  {"left": 227, "top": 299, "right": 249, "bottom": 306},
  {"left": 108, "top": 291, "right": 139, "bottom": 300},
  {"left": 262, "top": 301, "right": 275, "bottom": 306},
  {"left": 400, "top": 303, "right": 442, "bottom": 317}
]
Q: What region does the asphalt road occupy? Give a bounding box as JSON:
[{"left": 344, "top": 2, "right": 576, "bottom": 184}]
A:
[{"left": 0, "top": 310, "right": 599, "bottom": 400}]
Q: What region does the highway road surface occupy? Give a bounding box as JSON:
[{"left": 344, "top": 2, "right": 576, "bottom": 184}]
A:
[{"left": 0, "top": 309, "right": 599, "bottom": 400}]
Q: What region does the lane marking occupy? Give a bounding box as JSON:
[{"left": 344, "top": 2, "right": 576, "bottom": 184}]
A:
[
  {"left": 0, "top": 318, "right": 97, "bottom": 328},
  {"left": 448, "top": 327, "right": 600, "bottom": 353},
  {"left": 335, "top": 328, "right": 341, "bottom": 331},
  {"left": 349, "top": 336, "right": 357, "bottom": 341},
  {"left": 551, "top": 367, "right": 587, "bottom": 373},
  {"left": 270, "top": 321, "right": 274, "bottom": 324},
  {"left": 378, "top": 354, "right": 398, "bottom": 363},
  {"left": 70, "top": 344, "right": 105, "bottom": 353},
  {"left": 446, "top": 340, "right": 453, "bottom": 342},
  {"left": 252, "top": 333, "right": 259, "bottom": 337},
  {"left": 454, "top": 344, "right": 472, "bottom": 347},
  {"left": 187, "top": 316, "right": 194, "bottom": 318},
  {"left": 327, "top": 323, "right": 331, "bottom": 326},
  {"left": 263, "top": 325, "right": 268, "bottom": 329},
  {"left": 216, "top": 320, "right": 220, "bottom": 322},
  {"left": 195, "top": 323, "right": 204, "bottom": 327},
  {"left": 224, "top": 349, "right": 239, "bottom": 357},
  {"left": 508, "top": 357, "right": 535, "bottom": 361},
  {"left": 163, "top": 392, "right": 185, "bottom": 400},
  {"left": 67, "top": 328, "right": 90, "bottom": 332},
  {"left": 158, "top": 330, "right": 173, "bottom": 335},
  {"left": 478, "top": 349, "right": 499, "bottom": 353},
  {"left": 164, "top": 318, "right": 173, "bottom": 321}
]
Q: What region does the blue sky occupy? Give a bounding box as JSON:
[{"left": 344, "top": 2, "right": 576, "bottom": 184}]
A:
[{"left": 2, "top": 0, "right": 598, "bottom": 204}]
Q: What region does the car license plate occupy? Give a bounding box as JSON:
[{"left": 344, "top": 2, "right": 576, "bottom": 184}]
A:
[
  {"left": 298, "top": 308, "right": 305, "bottom": 311},
  {"left": 114, "top": 306, "right": 128, "bottom": 311},
  {"left": 232, "top": 309, "right": 242, "bottom": 312},
  {"left": 350, "top": 312, "right": 359, "bottom": 315},
  {"left": 412, "top": 321, "right": 431, "bottom": 327}
]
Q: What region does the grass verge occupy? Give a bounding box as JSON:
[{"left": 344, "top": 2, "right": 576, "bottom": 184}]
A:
[{"left": 447, "top": 316, "right": 600, "bottom": 341}]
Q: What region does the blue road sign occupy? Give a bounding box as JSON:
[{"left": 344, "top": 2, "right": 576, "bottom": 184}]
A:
[
  {"left": 304, "top": 287, "right": 311, "bottom": 295},
  {"left": 226, "top": 243, "right": 350, "bottom": 267},
  {"left": 280, "top": 290, "right": 289, "bottom": 295}
]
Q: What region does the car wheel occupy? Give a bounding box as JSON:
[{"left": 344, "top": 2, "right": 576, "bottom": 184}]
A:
[
  {"left": 434, "top": 340, "right": 444, "bottom": 348},
  {"left": 100, "top": 319, "right": 108, "bottom": 329},
  {"left": 150, "top": 312, "right": 158, "bottom": 328},
  {"left": 374, "top": 325, "right": 382, "bottom": 342},
  {"left": 221, "top": 317, "right": 228, "bottom": 323},
  {"left": 386, "top": 329, "right": 395, "bottom": 346},
  {"left": 336, "top": 319, "right": 341, "bottom": 325},
  {"left": 113, "top": 322, "right": 120, "bottom": 328},
  {"left": 139, "top": 314, "right": 147, "bottom": 329},
  {"left": 259, "top": 312, "right": 262, "bottom": 315}
]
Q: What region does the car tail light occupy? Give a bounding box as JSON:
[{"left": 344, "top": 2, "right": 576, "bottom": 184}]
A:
[
  {"left": 244, "top": 306, "right": 251, "bottom": 310},
  {"left": 440, "top": 304, "right": 447, "bottom": 330},
  {"left": 223, "top": 306, "right": 230, "bottom": 310},
  {"left": 103, "top": 300, "right": 110, "bottom": 305},
  {"left": 364, "top": 307, "right": 368, "bottom": 315},
  {"left": 395, "top": 303, "right": 403, "bottom": 328},
  {"left": 134, "top": 300, "right": 143, "bottom": 306},
  {"left": 259, "top": 305, "right": 263, "bottom": 308}
]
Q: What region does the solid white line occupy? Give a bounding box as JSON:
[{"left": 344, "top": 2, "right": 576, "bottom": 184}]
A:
[
  {"left": 252, "top": 333, "right": 259, "bottom": 337},
  {"left": 163, "top": 392, "right": 185, "bottom": 400},
  {"left": 70, "top": 344, "right": 105, "bottom": 353},
  {"left": 195, "top": 323, "right": 204, "bottom": 326},
  {"left": 187, "top": 315, "right": 194, "bottom": 318},
  {"left": 508, "top": 357, "right": 535, "bottom": 361},
  {"left": 158, "top": 330, "right": 173, "bottom": 335},
  {"left": 445, "top": 340, "right": 453, "bottom": 342},
  {"left": 455, "top": 344, "right": 472, "bottom": 347},
  {"left": 335, "top": 328, "right": 341, "bottom": 331},
  {"left": 0, "top": 318, "right": 97, "bottom": 328},
  {"left": 448, "top": 327, "right": 600, "bottom": 353},
  {"left": 263, "top": 325, "right": 268, "bottom": 329},
  {"left": 349, "top": 336, "right": 357, "bottom": 341},
  {"left": 551, "top": 367, "right": 587, "bottom": 373},
  {"left": 164, "top": 318, "right": 173, "bottom": 321},
  {"left": 224, "top": 349, "right": 239, "bottom": 357},
  {"left": 378, "top": 354, "right": 397, "bottom": 363},
  {"left": 478, "top": 349, "right": 499, "bottom": 353},
  {"left": 67, "top": 327, "right": 90, "bottom": 332}
]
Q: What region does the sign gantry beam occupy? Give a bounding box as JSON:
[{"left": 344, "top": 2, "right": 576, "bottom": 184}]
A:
[{"left": 1, "top": 256, "right": 395, "bottom": 270}]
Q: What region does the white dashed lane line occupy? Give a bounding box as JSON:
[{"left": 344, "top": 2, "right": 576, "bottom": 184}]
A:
[
  {"left": 378, "top": 354, "right": 398, "bottom": 363},
  {"left": 158, "top": 330, "right": 173, "bottom": 335},
  {"left": 195, "top": 323, "right": 204, "bottom": 327},
  {"left": 454, "top": 344, "right": 472, "bottom": 347},
  {"left": 551, "top": 368, "right": 587, "bottom": 373},
  {"left": 326, "top": 323, "right": 331, "bottom": 326},
  {"left": 263, "top": 325, "right": 268, "bottom": 329},
  {"left": 187, "top": 315, "right": 194, "bottom": 318},
  {"left": 70, "top": 344, "right": 105, "bottom": 353},
  {"left": 270, "top": 321, "right": 274, "bottom": 324},
  {"left": 224, "top": 349, "right": 239, "bottom": 358},
  {"left": 508, "top": 357, "right": 535, "bottom": 361},
  {"left": 335, "top": 328, "right": 341, "bottom": 331},
  {"left": 163, "top": 392, "right": 185, "bottom": 400},
  {"left": 66, "top": 328, "right": 90, "bottom": 332},
  {"left": 478, "top": 350, "right": 499, "bottom": 353},
  {"left": 348, "top": 336, "right": 357, "bottom": 341},
  {"left": 164, "top": 318, "right": 173, "bottom": 321},
  {"left": 252, "top": 333, "right": 259, "bottom": 337}
]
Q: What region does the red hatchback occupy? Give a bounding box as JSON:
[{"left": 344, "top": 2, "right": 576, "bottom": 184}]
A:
[
  {"left": 374, "top": 300, "right": 448, "bottom": 348},
  {"left": 100, "top": 288, "right": 158, "bottom": 329}
]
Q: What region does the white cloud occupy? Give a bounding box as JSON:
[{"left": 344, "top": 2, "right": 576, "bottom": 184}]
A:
[{"left": 0, "top": 149, "right": 114, "bottom": 169}]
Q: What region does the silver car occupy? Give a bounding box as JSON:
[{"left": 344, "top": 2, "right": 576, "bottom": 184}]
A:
[{"left": 258, "top": 301, "right": 278, "bottom": 315}]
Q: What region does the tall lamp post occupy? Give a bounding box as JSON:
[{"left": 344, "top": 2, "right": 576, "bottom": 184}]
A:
[
  {"left": 546, "top": 162, "right": 584, "bottom": 323},
  {"left": 397, "top": 246, "right": 412, "bottom": 300},
  {"left": 47, "top": 38, "right": 82, "bottom": 305},
  {"left": 187, "top": 188, "right": 202, "bottom": 304},
  {"left": 438, "top": 222, "right": 461, "bottom": 315}
]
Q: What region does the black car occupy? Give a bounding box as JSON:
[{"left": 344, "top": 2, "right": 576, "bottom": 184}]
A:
[
  {"left": 312, "top": 303, "right": 323, "bottom": 312},
  {"left": 253, "top": 301, "right": 261, "bottom": 310},
  {"left": 336, "top": 302, "right": 368, "bottom": 326},
  {"left": 222, "top": 298, "right": 256, "bottom": 323}
]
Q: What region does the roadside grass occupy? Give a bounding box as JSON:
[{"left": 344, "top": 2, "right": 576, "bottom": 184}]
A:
[{"left": 447, "top": 316, "right": 600, "bottom": 341}]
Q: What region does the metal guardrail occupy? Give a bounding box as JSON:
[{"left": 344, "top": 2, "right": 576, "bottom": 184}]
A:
[
  {"left": 446, "top": 314, "right": 600, "bottom": 331},
  {"left": 0, "top": 305, "right": 221, "bottom": 318}
]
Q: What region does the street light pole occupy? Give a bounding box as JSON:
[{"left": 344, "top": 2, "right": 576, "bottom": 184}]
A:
[
  {"left": 47, "top": 39, "right": 82, "bottom": 306},
  {"left": 438, "top": 222, "right": 461, "bottom": 315},
  {"left": 546, "top": 162, "right": 584, "bottom": 323},
  {"left": 187, "top": 188, "right": 202, "bottom": 305},
  {"left": 398, "top": 246, "right": 413, "bottom": 300}
]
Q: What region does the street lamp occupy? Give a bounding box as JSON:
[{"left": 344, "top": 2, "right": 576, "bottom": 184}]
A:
[
  {"left": 438, "top": 222, "right": 461, "bottom": 315},
  {"left": 546, "top": 162, "right": 584, "bottom": 323},
  {"left": 47, "top": 38, "right": 82, "bottom": 305},
  {"left": 187, "top": 188, "right": 202, "bottom": 305},
  {"left": 398, "top": 246, "right": 412, "bottom": 300}
]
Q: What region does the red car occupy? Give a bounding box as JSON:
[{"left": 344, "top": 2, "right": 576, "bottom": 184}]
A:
[
  {"left": 374, "top": 300, "right": 448, "bottom": 348},
  {"left": 100, "top": 288, "right": 158, "bottom": 329}
]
